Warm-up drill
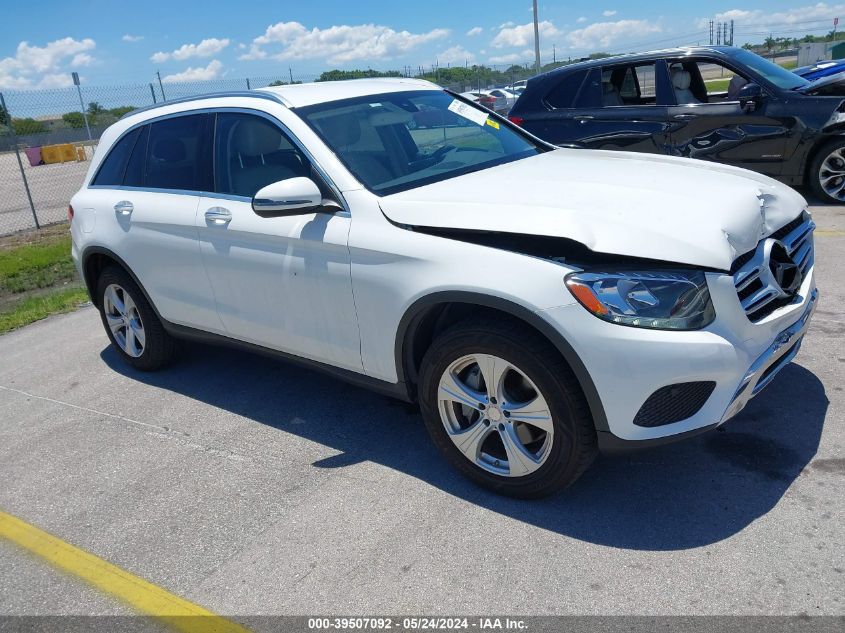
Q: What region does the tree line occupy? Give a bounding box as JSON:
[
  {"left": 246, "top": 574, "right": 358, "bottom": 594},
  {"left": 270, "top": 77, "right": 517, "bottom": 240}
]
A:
[{"left": 0, "top": 101, "right": 135, "bottom": 136}]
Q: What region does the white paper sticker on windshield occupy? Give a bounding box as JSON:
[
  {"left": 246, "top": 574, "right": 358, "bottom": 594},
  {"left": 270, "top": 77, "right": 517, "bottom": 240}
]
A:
[{"left": 448, "top": 99, "right": 489, "bottom": 126}]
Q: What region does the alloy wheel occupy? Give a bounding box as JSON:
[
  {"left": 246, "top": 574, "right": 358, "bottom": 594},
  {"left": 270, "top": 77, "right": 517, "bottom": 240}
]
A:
[
  {"left": 819, "top": 147, "right": 845, "bottom": 201},
  {"left": 437, "top": 353, "right": 554, "bottom": 477},
  {"left": 103, "top": 283, "right": 145, "bottom": 358}
]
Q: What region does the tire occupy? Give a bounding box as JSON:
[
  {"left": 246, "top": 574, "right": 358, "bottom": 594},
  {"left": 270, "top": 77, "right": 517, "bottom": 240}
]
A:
[
  {"left": 95, "top": 265, "right": 175, "bottom": 371},
  {"left": 809, "top": 139, "right": 845, "bottom": 204},
  {"left": 418, "top": 315, "right": 598, "bottom": 498}
]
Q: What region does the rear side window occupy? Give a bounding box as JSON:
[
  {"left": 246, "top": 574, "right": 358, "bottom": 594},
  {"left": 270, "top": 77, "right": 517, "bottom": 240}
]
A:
[
  {"left": 545, "top": 70, "right": 588, "bottom": 109},
  {"left": 91, "top": 127, "right": 142, "bottom": 186},
  {"left": 145, "top": 114, "right": 212, "bottom": 191}
]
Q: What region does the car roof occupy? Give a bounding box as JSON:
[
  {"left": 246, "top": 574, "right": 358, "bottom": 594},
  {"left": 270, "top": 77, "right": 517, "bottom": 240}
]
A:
[
  {"left": 258, "top": 77, "right": 440, "bottom": 108},
  {"left": 537, "top": 45, "right": 740, "bottom": 79}
]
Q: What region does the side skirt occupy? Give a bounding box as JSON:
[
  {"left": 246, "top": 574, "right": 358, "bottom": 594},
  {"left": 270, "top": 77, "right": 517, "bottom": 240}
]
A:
[{"left": 162, "top": 321, "right": 414, "bottom": 403}]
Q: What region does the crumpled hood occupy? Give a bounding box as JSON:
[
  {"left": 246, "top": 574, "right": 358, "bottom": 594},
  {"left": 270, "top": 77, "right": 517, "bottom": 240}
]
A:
[{"left": 379, "top": 149, "right": 807, "bottom": 271}]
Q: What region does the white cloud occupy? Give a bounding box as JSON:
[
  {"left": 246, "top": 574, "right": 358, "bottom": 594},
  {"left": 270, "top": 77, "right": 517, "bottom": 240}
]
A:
[
  {"left": 151, "top": 38, "right": 230, "bottom": 63},
  {"left": 240, "top": 21, "right": 449, "bottom": 64},
  {"left": 437, "top": 45, "right": 475, "bottom": 64},
  {"left": 491, "top": 21, "right": 560, "bottom": 48},
  {"left": 488, "top": 50, "right": 533, "bottom": 64},
  {"left": 161, "top": 59, "right": 223, "bottom": 83},
  {"left": 466, "top": 26, "right": 483, "bottom": 36},
  {"left": 577, "top": 16, "right": 588, "bottom": 23},
  {"left": 699, "top": 3, "right": 845, "bottom": 28},
  {"left": 0, "top": 36, "right": 96, "bottom": 89},
  {"left": 565, "top": 19, "right": 661, "bottom": 50},
  {"left": 122, "top": 34, "right": 144, "bottom": 42},
  {"left": 37, "top": 73, "right": 74, "bottom": 88},
  {"left": 602, "top": 10, "right": 618, "bottom": 17},
  {"left": 71, "top": 53, "right": 94, "bottom": 67}
]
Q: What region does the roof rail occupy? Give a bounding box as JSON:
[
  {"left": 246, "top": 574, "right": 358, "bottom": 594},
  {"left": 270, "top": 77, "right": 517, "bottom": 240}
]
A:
[{"left": 120, "top": 90, "right": 289, "bottom": 120}]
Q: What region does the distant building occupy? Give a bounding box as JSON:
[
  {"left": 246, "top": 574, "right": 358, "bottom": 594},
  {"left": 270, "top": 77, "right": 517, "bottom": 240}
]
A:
[{"left": 798, "top": 42, "right": 837, "bottom": 65}]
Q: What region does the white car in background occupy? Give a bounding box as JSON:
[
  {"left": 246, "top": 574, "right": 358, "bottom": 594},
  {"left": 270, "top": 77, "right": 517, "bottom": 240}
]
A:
[
  {"left": 70, "top": 78, "right": 817, "bottom": 497},
  {"left": 483, "top": 88, "right": 519, "bottom": 113}
]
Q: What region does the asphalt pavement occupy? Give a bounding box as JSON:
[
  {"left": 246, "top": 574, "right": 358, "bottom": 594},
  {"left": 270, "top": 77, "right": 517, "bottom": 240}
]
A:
[{"left": 0, "top": 203, "right": 843, "bottom": 620}]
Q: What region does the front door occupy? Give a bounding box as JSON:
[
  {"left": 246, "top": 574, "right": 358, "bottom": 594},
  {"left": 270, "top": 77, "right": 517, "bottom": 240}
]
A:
[
  {"left": 196, "top": 111, "right": 362, "bottom": 371},
  {"left": 666, "top": 58, "right": 792, "bottom": 177}
]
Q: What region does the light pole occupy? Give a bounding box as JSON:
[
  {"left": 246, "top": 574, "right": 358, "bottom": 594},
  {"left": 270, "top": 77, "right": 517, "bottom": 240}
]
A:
[
  {"left": 71, "top": 72, "right": 92, "bottom": 142},
  {"left": 532, "top": 0, "right": 541, "bottom": 74}
]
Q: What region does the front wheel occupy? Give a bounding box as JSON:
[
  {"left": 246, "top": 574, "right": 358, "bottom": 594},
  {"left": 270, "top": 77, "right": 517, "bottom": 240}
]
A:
[
  {"left": 809, "top": 139, "right": 845, "bottom": 204},
  {"left": 418, "top": 317, "right": 597, "bottom": 498}
]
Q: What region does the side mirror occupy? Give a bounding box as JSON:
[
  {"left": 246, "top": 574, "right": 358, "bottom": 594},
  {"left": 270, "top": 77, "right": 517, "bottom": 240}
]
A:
[
  {"left": 252, "top": 177, "right": 323, "bottom": 217},
  {"left": 737, "top": 82, "right": 764, "bottom": 113}
]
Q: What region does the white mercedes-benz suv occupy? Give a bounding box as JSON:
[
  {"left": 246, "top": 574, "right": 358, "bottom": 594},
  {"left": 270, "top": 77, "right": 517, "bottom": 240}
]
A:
[{"left": 70, "top": 78, "right": 818, "bottom": 497}]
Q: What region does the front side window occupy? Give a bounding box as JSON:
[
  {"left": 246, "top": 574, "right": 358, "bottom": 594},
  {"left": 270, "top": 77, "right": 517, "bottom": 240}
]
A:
[
  {"left": 214, "top": 113, "right": 311, "bottom": 198},
  {"left": 297, "top": 90, "right": 543, "bottom": 195},
  {"left": 145, "top": 114, "right": 212, "bottom": 191}
]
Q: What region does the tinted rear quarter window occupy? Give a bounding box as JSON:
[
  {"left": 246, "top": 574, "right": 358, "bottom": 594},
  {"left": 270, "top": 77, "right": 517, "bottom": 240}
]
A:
[
  {"left": 146, "top": 114, "right": 212, "bottom": 191},
  {"left": 545, "top": 70, "right": 588, "bottom": 108},
  {"left": 91, "top": 127, "right": 142, "bottom": 186},
  {"left": 123, "top": 124, "right": 149, "bottom": 187}
]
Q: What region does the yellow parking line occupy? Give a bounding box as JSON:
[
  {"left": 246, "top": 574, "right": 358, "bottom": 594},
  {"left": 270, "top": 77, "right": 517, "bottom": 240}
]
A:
[
  {"left": 815, "top": 229, "right": 845, "bottom": 237},
  {"left": 0, "top": 510, "right": 250, "bottom": 633}
]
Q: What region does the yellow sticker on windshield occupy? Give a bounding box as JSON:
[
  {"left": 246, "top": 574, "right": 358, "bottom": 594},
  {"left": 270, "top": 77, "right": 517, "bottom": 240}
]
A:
[{"left": 485, "top": 118, "right": 500, "bottom": 130}]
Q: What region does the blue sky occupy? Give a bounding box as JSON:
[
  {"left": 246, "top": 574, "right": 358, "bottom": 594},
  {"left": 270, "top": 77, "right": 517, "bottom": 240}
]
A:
[{"left": 2, "top": 1, "right": 845, "bottom": 89}]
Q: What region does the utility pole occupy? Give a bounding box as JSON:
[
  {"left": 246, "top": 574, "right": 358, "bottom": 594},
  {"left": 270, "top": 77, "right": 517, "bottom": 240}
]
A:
[
  {"left": 532, "top": 0, "right": 541, "bottom": 74},
  {"left": 156, "top": 70, "right": 166, "bottom": 101},
  {"left": 709, "top": 20, "right": 714, "bottom": 45},
  {"left": 716, "top": 22, "right": 721, "bottom": 45},
  {"left": 730, "top": 20, "right": 734, "bottom": 46},
  {"left": 553, "top": 44, "right": 556, "bottom": 63},
  {"left": 289, "top": 67, "right": 294, "bottom": 83},
  {"left": 71, "top": 72, "right": 92, "bottom": 141}
]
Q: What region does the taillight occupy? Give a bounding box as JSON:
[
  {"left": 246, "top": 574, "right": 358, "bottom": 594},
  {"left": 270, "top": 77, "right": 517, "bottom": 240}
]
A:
[
  {"left": 508, "top": 115, "right": 524, "bottom": 126},
  {"left": 67, "top": 205, "right": 74, "bottom": 222}
]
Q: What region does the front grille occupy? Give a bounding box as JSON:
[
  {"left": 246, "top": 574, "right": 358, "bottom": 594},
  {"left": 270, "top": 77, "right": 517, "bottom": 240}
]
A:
[
  {"left": 732, "top": 213, "right": 815, "bottom": 322},
  {"left": 633, "top": 381, "right": 717, "bottom": 427}
]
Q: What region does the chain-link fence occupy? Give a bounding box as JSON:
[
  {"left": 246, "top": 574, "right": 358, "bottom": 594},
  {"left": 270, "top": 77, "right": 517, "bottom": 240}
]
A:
[{"left": 0, "top": 64, "right": 542, "bottom": 236}]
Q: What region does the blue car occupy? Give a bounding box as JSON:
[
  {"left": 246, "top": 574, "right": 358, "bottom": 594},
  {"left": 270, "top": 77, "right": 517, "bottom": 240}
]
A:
[{"left": 794, "top": 59, "right": 845, "bottom": 80}]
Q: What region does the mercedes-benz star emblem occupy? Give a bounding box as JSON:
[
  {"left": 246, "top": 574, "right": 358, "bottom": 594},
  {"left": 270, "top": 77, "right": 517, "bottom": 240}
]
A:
[{"left": 767, "top": 240, "right": 802, "bottom": 297}]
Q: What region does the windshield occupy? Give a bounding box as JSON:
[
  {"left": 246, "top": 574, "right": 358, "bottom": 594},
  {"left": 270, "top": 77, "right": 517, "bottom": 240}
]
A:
[
  {"left": 296, "top": 90, "right": 543, "bottom": 195},
  {"left": 732, "top": 49, "right": 809, "bottom": 90}
]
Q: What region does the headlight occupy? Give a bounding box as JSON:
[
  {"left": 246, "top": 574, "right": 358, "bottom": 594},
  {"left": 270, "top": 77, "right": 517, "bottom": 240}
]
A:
[{"left": 565, "top": 270, "right": 715, "bottom": 330}]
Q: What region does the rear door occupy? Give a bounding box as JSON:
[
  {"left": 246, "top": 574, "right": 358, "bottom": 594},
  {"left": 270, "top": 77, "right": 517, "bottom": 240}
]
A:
[
  {"left": 666, "top": 58, "right": 792, "bottom": 177},
  {"left": 87, "top": 113, "right": 221, "bottom": 331},
  {"left": 566, "top": 60, "right": 673, "bottom": 153}
]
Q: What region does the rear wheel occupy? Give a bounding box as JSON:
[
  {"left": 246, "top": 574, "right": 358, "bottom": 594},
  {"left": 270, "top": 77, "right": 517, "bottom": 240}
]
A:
[
  {"left": 418, "top": 316, "right": 597, "bottom": 498},
  {"left": 95, "top": 266, "right": 175, "bottom": 371},
  {"left": 810, "top": 139, "right": 845, "bottom": 204}
]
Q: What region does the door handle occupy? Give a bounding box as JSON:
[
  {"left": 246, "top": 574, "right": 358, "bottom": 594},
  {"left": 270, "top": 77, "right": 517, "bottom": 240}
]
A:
[
  {"left": 204, "top": 207, "right": 232, "bottom": 225},
  {"left": 574, "top": 115, "right": 595, "bottom": 122},
  {"left": 114, "top": 201, "right": 133, "bottom": 216},
  {"left": 673, "top": 113, "right": 698, "bottom": 120}
]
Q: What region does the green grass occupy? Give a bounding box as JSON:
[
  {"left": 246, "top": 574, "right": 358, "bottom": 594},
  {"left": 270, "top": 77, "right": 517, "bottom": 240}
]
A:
[
  {"left": 0, "top": 233, "right": 77, "bottom": 294},
  {"left": 0, "top": 287, "right": 89, "bottom": 334},
  {"left": 0, "top": 229, "right": 88, "bottom": 334},
  {"left": 704, "top": 78, "right": 731, "bottom": 92}
]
